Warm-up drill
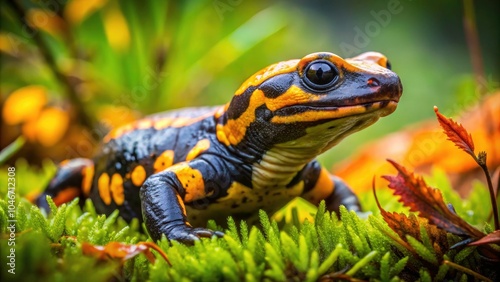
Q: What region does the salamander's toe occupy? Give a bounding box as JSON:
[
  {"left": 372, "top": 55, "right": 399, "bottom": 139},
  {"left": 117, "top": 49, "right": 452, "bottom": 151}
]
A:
[
  {"left": 214, "top": 231, "right": 225, "bottom": 237},
  {"left": 168, "top": 225, "right": 224, "bottom": 245}
]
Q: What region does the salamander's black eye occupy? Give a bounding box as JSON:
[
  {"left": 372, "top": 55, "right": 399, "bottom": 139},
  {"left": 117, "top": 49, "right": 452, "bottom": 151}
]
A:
[
  {"left": 303, "top": 61, "right": 339, "bottom": 90},
  {"left": 386, "top": 60, "right": 392, "bottom": 70}
]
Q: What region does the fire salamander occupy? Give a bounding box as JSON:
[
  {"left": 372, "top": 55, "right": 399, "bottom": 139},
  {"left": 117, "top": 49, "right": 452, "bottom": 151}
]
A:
[{"left": 37, "top": 52, "right": 402, "bottom": 243}]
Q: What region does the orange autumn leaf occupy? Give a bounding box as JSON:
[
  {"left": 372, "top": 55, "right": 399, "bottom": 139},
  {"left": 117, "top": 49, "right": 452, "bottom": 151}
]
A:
[
  {"left": 382, "top": 159, "right": 484, "bottom": 238},
  {"left": 82, "top": 241, "right": 171, "bottom": 266},
  {"left": 434, "top": 106, "right": 475, "bottom": 158}
]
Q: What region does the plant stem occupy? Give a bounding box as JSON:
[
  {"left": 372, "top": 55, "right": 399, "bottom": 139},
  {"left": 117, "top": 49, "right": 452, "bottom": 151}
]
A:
[
  {"left": 462, "top": 0, "right": 487, "bottom": 95},
  {"left": 444, "top": 260, "right": 492, "bottom": 282},
  {"left": 479, "top": 162, "right": 500, "bottom": 230}
]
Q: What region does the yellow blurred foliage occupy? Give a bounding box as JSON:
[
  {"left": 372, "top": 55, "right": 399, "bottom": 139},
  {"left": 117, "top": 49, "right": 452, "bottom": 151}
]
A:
[
  {"left": 0, "top": 33, "right": 19, "bottom": 56},
  {"left": 22, "top": 107, "right": 70, "bottom": 147},
  {"left": 103, "top": 3, "right": 130, "bottom": 51},
  {"left": 26, "top": 9, "right": 67, "bottom": 39},
  {"left": 96, "top": 105, "right": 139, "bottom": 129},
  {"left": 3, "top": 85, "right": 47, "bottom": 125},
  {"left": 64, "top": 0, "right": 108, "bottom": 25}
]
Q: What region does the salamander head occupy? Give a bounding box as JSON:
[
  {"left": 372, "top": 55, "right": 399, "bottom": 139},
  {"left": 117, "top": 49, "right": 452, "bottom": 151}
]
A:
[{"left": 216, "top": 52, "right": 403, "bottom": 157}]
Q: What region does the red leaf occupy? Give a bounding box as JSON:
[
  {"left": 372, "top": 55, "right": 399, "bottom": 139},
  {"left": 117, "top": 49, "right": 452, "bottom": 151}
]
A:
[
  {"left": 434, "top": 106, "right": 475, "bottom": 158},
  {"left": 468, "top": 230, "right": 500, "bottom": 246},
  {"left": 82, "top": 241, "right": 171, "bottom": 266},
  {"left": 373, "top": 181, "right": 448, "bottom": 258},
  {"left": 382, "top": 160, "right": 484, "bottom": 238}
]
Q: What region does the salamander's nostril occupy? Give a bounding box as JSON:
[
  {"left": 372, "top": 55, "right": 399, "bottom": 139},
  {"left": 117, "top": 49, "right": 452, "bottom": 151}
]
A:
[{"left": 367, "top": 78, "right": 380, "bottom": 87}]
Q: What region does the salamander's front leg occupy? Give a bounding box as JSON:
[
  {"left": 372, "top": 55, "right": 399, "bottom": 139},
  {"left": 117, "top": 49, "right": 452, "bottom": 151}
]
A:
[
  {"left": 140, "top": 161, "right": 224, "bottom": 243},
  {"left": 324, "top": 175, "right": 362, "bottom": 213},
  {"left": 301, "top": 161, "right": 361, "bottom": 214}
]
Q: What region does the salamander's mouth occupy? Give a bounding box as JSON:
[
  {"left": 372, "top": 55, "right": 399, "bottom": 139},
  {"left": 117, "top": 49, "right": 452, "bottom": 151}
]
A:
[{"left": 271, "top": 99, "right": 399, "bottom": 124}]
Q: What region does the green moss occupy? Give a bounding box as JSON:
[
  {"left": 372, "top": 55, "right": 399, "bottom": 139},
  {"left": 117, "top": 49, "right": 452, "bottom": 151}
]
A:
[{"left": 0, "top": 163, "right": 495, "bottom": 281}]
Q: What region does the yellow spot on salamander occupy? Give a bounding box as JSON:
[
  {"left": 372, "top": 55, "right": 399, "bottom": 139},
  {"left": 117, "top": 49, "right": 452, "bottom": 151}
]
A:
[
  {"left": 154, "top": 150, "right": 174, "bottom": 173},
  {"left": 170, "top": 163, "right": 205, "bottom": 203},
  {"left": 82, "top": 164, "right": 95, "bottom": 197},
  {"left": 131, "top": 165, "right": 147, "bottom": 187},
  {"left": 153, "top": 118, "right": 174, "bottom": 130},
  {"left": 302, "top": 168, "right": 334, "bottom": 204},
  {"left": 270, "top": 101, "right": 397, "bottom": 124},
  {"left": 186, "top": 139, "right": 211, "bottom": 161},
  {"left": 104, "top": 111, "right": 216, "bottom": 142},
  {"left": 266, "top": 85, "right": 320, "bottom": 111},
  {"left": 218, "top": 86, "right": 318, "bottom": 146},
  {"left": 98, "top": 173, "right": 111, "bottom": 205},
  {"left": 110, "top": 173, "right": 124, "bottom": 205},
  {"left": 234, "top": 60, "right": 298, "bottom": 96},
  {"left": 219, "top": 90, "right": 266, "bottom": 146},
  {"left": 136, "top": 119, "right": 153, "bottom": 129},
  {"left": 104, "top": 123, "right": 134, "bottom": 142},
  {"left": 176, "top": 193, "right": 187, "bottom": 216},
  {"left": 216, "top": 124, "right": 230, "bottom": 146}
]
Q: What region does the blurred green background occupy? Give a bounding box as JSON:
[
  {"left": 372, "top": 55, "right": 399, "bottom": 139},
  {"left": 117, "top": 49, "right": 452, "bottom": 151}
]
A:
[{"left": 0, "top": 0, "right": 498, "bottom": 168}]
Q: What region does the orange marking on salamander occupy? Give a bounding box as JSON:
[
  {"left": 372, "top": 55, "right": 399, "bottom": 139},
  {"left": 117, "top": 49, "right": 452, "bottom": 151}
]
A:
[
  {"left": 136, "top": 119, "right": 153, "bottom": 129},
  {"left": 154, "top": 150, "right": 175, "bottom": 173},
  {"left": 302, "top": 168, "right": 334, "bottom": 204},
  {"left": 176, "top": 193, "right": 187, "bottom": 216},
  {"left": 98, "top": 173, "right": 111, "bottom": 205},
  {"left": 169, "top": 163, "right": 205, "bottom": 203},
  {"left": 131, "top": 165, "right": 147, "bottom": 187},
  {"left": 110, "top": 173, "right": 124, "bottom": 205},
  {"left": 53, "top": 187, "right": 80, "bottom": 206},
  {"left": 104, "top": 112, "right": 216, "bottom": 142},
  {"left": 82, "top": 164, "right": 95, "bottom": 197},
  {"left": 59, "top": 159, "right": 71, "bottom": 166},
  {"left": 104, "top": 124, "right": 135, "bottom": 142},
  {"left": 186, "top": 139, "right": 211, "bottom": 161},
  {"left": 153, "top": 118, "right": 174, "bottom": 130},
  {"left": 168, "top": 113, "right": 214, "bottom": 128},
  {"left": 214, "top": 105, "right": 227, "bottom": 119},
  {"left": 234, "top": 60, "right": 298, "bottom": 96}
]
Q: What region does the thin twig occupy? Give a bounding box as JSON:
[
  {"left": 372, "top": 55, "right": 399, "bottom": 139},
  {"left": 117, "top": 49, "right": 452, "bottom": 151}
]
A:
[
  {"left": 444, "top": 260, "right": 493, "bottom": 282},
  {"left": 476, "top": 156, "right": 500, "bottom": 230},
  {"left": 5, "top": 0, "right": 94, "bottom": 129},
  {"left": 462, "top": 0, "right": 487, "bottom": 95},
  {"left": 0, "top": 136, "right": 25, "bottom": 165}
]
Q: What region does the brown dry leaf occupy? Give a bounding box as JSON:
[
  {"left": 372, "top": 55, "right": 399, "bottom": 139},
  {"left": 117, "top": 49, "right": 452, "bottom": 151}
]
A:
[
  {"left": 82, "top": 241, "right": 171, "bottom": 266},
  {"left": 382, "top": 160, "right": 484, "bottom": 238},
  {"left": 382, "top": 211, "right": 449, "bottom": 258}
]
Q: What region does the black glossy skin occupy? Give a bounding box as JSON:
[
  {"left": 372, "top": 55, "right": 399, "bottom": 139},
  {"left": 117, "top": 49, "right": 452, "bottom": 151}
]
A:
[{"left": 37, "top": 52, "right": 403, "bottom": 243}]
